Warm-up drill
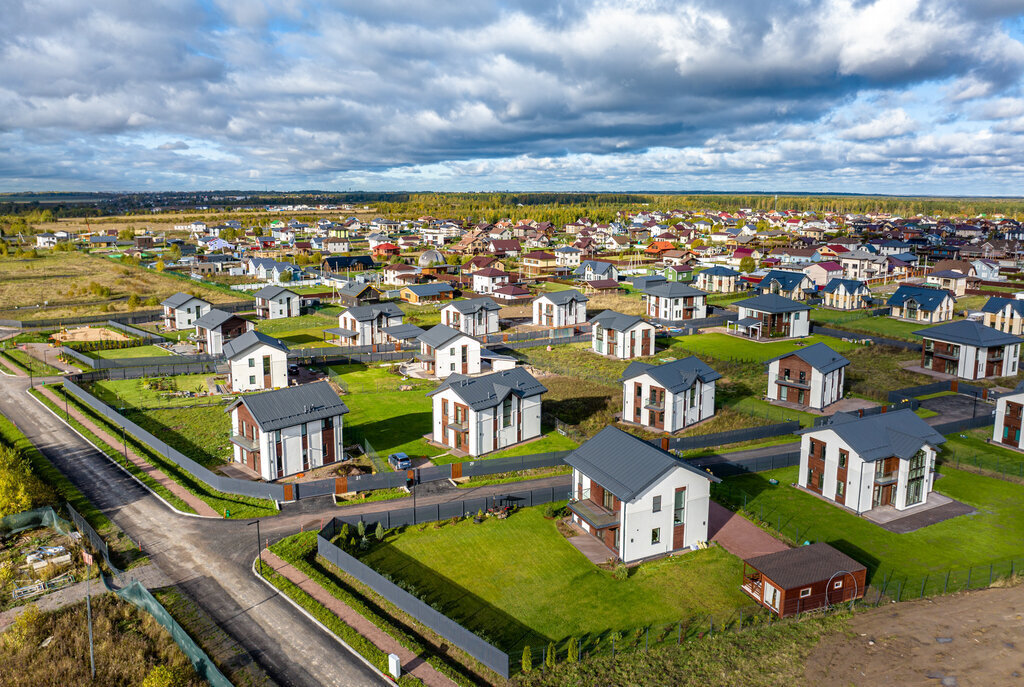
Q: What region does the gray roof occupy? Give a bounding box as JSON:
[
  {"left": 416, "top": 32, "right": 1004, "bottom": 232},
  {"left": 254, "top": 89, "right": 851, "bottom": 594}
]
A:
[
  {"left": 913, "top": 320, "right": 1024, "bottom": 347},
  {"left": 573, "top": 260, "right": 615, "bottom": 277},
  {"left": 620, "top": 356, "right": 721, "bottom": 393},
  {"left": 338, "top": 281, "right": 379, "bottom": 297},
  {"left": 254, "top": 285, "right": 297, "bottom": 300},
  {"left": 642, "top": 282, "right": 708, "bottom": 299},
  {"left": 446, "top": 297, "right": 500, "bottom": 315},
  {"left": 590, "top": 310, "right": 648, "bottom": 332},
  {"left": 565, "top": 426, "right": 717, "bottom": 502},
  {"left": 417, "top": 324, "right": 471, "bottom": 348},
  {"left": 222, "top": 330, "right": 289, "bottom": 358},
  {"left": 536, "top": 289, "right": 589, "bottom": 306},
  {"left": 427, "top": 367, "right": 546, "bottom": 410},
  {"left": 381, "top": 323, "right": 426, "bottom": 340},
  {"left": 700, "top": 266, "right": 739, "bottom": 277},
  {"left": 404, "top": 282, "right": 454, "bottom": 297},
  {"left": 928, "top": 270, "right": 969, "bottom": 279},
  {"left": 756, "top": 270, "right": 812, "bottom": 294},
  {"left": 745, "top": 542, "right": 866, "bottom": 590},
  {"left": 886, "top": 285, "right": 952, "bottom": 312},
  {"left": 764, "top": 342, "right": 850, "bottom": 374},
  {"left": 734, "top": 293, "right": 810, "bottom": 314},
  {"left": 980, "top": 297, "right": 1024, "bottom": 318},
  {"left": 342, "top": 302, "right": 404, "bottom": 322},
  {"left": 802, "top": 409, "right": 945, "bottom": 462},
  {"left": 229, "top": 381, "right": 348, "bottom": 431},
  {"left": 821, "top": 278, "right": 868, "bottom": 295},
  {"left": 192, "top": 308, "right": 244, "bottom": 330},
  {"left": 161, "top": 292, "right": 209, "bottom": 309}
]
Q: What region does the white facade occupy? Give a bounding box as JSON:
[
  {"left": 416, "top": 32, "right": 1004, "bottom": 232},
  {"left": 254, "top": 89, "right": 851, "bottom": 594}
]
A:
[
  {"left": 421, "top": 336, "right": 481, "bottom": 378},
  {"left": 231, "top": 411, "right": 345, "bottom": 481},
  {"left": 555, "top": 248, "right": 582, "bottom": 267},
  {"left": 163, "top": 298, "right": 211, "bottom": 330},
  {"left": 735, "top": 305, "right": 810, "bottom": 338},
  {"left": 766, "top": 358, "right": 844, "bottom": 410},
  {"left": 258, "top": 292, "right": 300, "bottom": 319},
  {"left": 695, "top": 271, "right": 740, "bottom": 293},
  {"left": 532, "top": 295, "right": 588, "bottom": 327},
  {"left": 923, "top": 338, "right": 1020, "bottom": 379},
  {"left": 338, "top": 310, "right": 403, "bottom": 345},
  {"left": 591, "top": 320, "right": 656, "bottom": 359},
  {"left": 472, "top": 272, "right": 510, "bottom": 294},
  {"left": 993, "top": 391, "right": 1024, "bottom": 449},
  {"left": 644, "top": 293, "right": 707, "bottom": 322},
  {"left": 430, "top": 389, "right": 542, "bottom": 456},
  {"left": 441, "top": 304, "right": 499, "bottom": 337},
  {"left": 228, "top": 343, "right": 289, "bottom": 391},
  {"left": 621, "top": 373, "right": 715, "bottom": 433}
]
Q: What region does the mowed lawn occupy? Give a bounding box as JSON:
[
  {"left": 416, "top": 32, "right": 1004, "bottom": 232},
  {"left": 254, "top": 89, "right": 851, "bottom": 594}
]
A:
[
  {"left": 342, "top": 390, "right": 445, "bottom": 460},
  {"left": 718, "top": 466, "right": 1024, "bottom": 589},
  {"left": 663, "top": 333, "right": 863, "bottom": 363},
  {"left": 124, "top": 405, "right": 233, "bottom": 468},
  {"left": 327, "top": 362, "right": 434, "bottom": 393},
  {"left": 89, "top": 344, "right": 172, "bottom": 359},
  {"left": 255, "top": 312, "right": 338, "bottom": 348},
  {"left": 88, "top": 374, "right": 212, "bottom": 408},
  {"left": 360, "top": 506, "right": 750, "bottom": 652}
]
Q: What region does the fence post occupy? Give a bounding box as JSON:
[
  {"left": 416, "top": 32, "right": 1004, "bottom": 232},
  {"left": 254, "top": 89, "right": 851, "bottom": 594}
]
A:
[
  {"left": 920, "top": 577, "right": 926, "bottom": 599},
  {"left": 943, "top": 570, "right": 950, "bottom": 594},
  {"left": 966, "top": 567, "right": 972, "bottom": 590}
]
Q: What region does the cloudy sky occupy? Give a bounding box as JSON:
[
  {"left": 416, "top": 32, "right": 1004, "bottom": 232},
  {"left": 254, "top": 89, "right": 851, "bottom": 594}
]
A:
[{"left": 3, "top": 0, "right": 1024, "bottom": 194}]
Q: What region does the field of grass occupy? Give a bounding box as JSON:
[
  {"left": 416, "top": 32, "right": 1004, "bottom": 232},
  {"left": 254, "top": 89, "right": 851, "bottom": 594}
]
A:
[
  {"left": 663, "top": 333, "right": 863, "bottom": 363},
  {"left": 0, "top": 348, "right": 64, "bottom": 376},
  {"left": 399, "top": 302, "right": 444, "bottom": 328},
  {"left": 722, "top": 396, "right": 821, "bottom": 427},
  {"left": 844, "top": 345, "right": 929, "bottom": 401},
  {"left": 327, "top": 362, "right": 434, "bottom": 393},
  {"left": 344, "top": 390, "right": 445, "bottom": 461},
  {"left": 89, "top": 344, "right": 172, "bottom": 359},
  {"left": 254, "top": 312, "right": 338, "bottom": 348},
  {"left": 429, "top": 430, "right": 579, "bottom": 465},
  {"left": 87, "top": 374, "right": 212, "bottom": 408},
  {"left": 809, "top": 307, "right": 874, "bottom": 325},
  {"left": 954, "top": 295, "right": 989, "bottom": 313},
  {"left": 125, "top": 405, "right": 233, "bottom": 468},
  {"left": 816, "top": 315, "right": 929, "bottom": 341},
  {"left": 940, "top": 428, "right": 1024, "bottom": 477}
]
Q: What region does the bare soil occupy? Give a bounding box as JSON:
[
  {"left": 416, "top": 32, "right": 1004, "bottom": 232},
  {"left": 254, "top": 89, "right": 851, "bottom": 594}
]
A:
[
  {"left": 51, "top": 326, "right": 131, "bottom": 343},
  {"left": 805, "top": 583, "right": 1024, "bottom": 687}
]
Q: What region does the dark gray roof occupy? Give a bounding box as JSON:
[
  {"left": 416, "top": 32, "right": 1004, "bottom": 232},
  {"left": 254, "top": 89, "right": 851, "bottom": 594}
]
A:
[
  {"left": 417, "top": 324, "right": 471, "bottom": 348},
  {"left": 573, "top": 260, "right": 615, "bottom": 276},
  {"left": 446, "top": 297, "right": 500, "bottom": 314},
  {"left": 980, "top": 297, "right": 1024, "bottom": 318},
  {"left": 193, "top": 308, "right": 244, "bottom": 330},
  {"left": 735, "top": 293, "right": 810, "bottom": 314},
  {"left": 338, "top": 281, "right": 379, "bottom": 297},
  {"left": 745, "top": 542, "right": 866, "bottom": 590},
  {"left": 821, "top": 278, "right": 868, "bottom": 295},
  {"left": 642, "top": 282, "right": 708, "bottom": 299},
  {"left": 764, "top": 342, "right": 850, "bottom": 373},
  {"left": 590, "top": 310, "right": 648, "bottom": 332},
  {"left": 404, "top": 282, "right": 454, "bottom": 297},
  {"left": 222, "top": 330, "right": 289, "bottom": 358},
  {"left": 342, "top": 302, "right": 404, "bottom": 322},
  {"left": 565, "top": 426, "right": 717, "bottom": 502},
  {"left": 536, "top": 289, "right": 588, "bottom": 306},
  {"left": 427, "top": 367, "right": 546, "bottom": 410},
  {"left": 913, "top": 320, "right": 1023, "bottom": 347},
  {"left": 700, "top": 266, "right": 739, "bottom": 277},
  {"left": 620, "top": 356, "right": 721, "bottom": 393},
  {"left": 381, "top": 323, "right": 425, "bottom": 340},
  {"left": 325, "top": 327, "right": 358, "bottom": 337},
  {"left": 802, "top": 409, "right": 945, "bottom": 462},
  {"left": 161, "top": 292, "right": 209, "bottom": 309},
  {"left": 886, "top": 285, "right": 952, "bottom": 312},
  {"left": 229, "top": 381, "right": 348, "bottom": 431},
  {"left": 928, "top": 270, "right": 969, "bottom": 278},
  {"left": 756, "top": 270, "right": 812, "bottom": 294},
  {"left": 254, "top": 285, "right": 297, "bottom": 300}
]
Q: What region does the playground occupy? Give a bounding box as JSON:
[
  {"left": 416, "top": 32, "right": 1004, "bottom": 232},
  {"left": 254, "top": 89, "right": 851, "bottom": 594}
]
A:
[{"left": 51, "top": 326, "right": 132, "bottom": 344}]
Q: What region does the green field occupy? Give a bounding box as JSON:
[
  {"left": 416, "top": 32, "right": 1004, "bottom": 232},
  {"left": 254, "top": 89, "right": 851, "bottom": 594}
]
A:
[
  {"left": 429, "top": 431, "right": 579, "bottom": 465},
  {"left": 89, "top": 344, "right": 172, "bottom": 359},
  {"left": 125, "top": 406, "right": 233, "bottom": 468},
  {"left": 254, "top": 312, "right": 338, "bottom": 348},
  {"left": 343, "top": 390, "right": 444, "bottom": 461},
  {"left": 0, "top": 348, "right": 63, "bottom": 376},
  {"left": 358, "top": 505, "right": 751, "bottom": 653},
  {"left": 88, "top": 374, "right": 212, "bottom": 408},
  {"left": 663, "top": 333, "right": 863, "bottom": 363},
  {"left": 327, "top": 362, "right": 434, "bottom": 393},
  {"left": 940, "top": 428, "right": 1024, "bottom": 476}
]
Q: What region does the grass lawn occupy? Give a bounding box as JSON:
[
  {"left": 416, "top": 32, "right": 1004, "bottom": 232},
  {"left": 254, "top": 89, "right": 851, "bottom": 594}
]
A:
[
  {"left": 125, "top": 405, "right": 233, "bottom": 468},
  {"left": 716, "top": 465, "right": 1024, "bottom": 591},
  {"left": 818, "top": 316, "right": 928, "bottom": 341},
  {"left": 429, "top": 430, "right": 579, "bottom": 465},
  {"left": 358, "top": 505, "right": 752, "bottom": 653},
  {"left": 89, "top": 344, "right": 172, "bottom": 359},
  {"left": 0, "top": 348, "right": 63, "bottom": 376},
  {"left": 955, "top": 295, "right": 989, "bottom": 313},
  {"left": 399, "top": 303, "right": 443, "bottom": 328},
  {"left": 254, "top": 312, "right": 337, "bottom": 347},
  {"left": 540, "top": 281, "right": 575, "bottom": 292},
  {"left": 326, "top": 362, "right": 434, "bottom": 394},
  {"left": 663, "top": 333, "right": 863, "bottom": 363},
  {"left": 916, "top": 391, "right": 957, "bottom": 401},
  {"left": 343, "top": 390, "right": 445, "bottom": 461},
  {"left": 87, "top": 374, "right": 212, "bottom": 408},
  {"left": 720, "top": 397, "right": 821, "bottom": 427},
  {"left": 941, "top": 429, "right": 1024, "bottom": 476},
  {"left": 809, "top": 307, "right": 873, "bottom": 325}
]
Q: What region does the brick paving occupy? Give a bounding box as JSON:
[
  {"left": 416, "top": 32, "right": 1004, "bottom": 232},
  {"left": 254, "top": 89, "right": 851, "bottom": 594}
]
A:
[
  {"left": 0, "top": 353, "right": 25, "bottom": 376},
  {"left": 708, "top": 501, "right": 788, "bottom": 559},
  {"left": 261, "top": 549, "right": 457, "bottom": 687}
]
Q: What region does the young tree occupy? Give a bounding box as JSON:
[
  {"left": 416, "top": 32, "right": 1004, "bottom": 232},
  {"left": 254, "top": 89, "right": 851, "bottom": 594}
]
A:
[
  {"left": 374, "top": 522, "right": 385, "bottom": 541},
  {"left": 545, "top": 641, "right": 556, "bottom": 668},
  {"left": 154, "top": 259, "right": 166, "bottom": 272},
  {"left": 739, "top": 256, "right": 756, "bottom": 273},
  {"left": 521, "top": 645, "right": 532, "bottom": 673}
]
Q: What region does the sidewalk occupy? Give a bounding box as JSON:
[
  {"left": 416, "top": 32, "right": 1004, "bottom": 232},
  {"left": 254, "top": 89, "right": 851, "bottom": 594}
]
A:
[
  {"left": 261, "top": 550, "right": 457, "bottom": 687},
  {"left": 0, "top": 353, "right": 25, "bottom": 376},
  {"left": 34, "top": 385, "right": 220, "bottom": 518}
]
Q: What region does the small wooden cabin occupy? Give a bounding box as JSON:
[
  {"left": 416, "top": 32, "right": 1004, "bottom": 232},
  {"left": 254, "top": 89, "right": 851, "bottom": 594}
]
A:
[{"left": 742, "top": 543, "right": 866, "bottom": 617}]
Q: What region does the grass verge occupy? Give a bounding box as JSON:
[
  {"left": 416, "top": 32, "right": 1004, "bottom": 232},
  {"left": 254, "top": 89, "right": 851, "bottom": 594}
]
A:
[{"left": 1, "top": 348, "right": 63, "bottom": 376}]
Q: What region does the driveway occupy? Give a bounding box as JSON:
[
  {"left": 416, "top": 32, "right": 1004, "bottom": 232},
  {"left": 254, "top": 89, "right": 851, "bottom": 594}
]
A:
[
  {"left": 707, "top": 501, "right": 788, "bottom": 559},
  {"left": 920, "top": 393, "right": 989, "bottom": 424}
]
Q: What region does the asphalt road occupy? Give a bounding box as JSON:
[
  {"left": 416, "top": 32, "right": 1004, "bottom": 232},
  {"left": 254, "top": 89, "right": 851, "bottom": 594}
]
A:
[{"left": 1, "top": 374, "right": 384, "bottom": 687}]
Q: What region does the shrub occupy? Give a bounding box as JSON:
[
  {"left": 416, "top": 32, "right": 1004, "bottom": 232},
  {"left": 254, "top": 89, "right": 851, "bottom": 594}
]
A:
[
  {"left": 142, "top": 664, "right": 191, "bottom": 687},
  {"left": 521, "top": 645, "right": 532, "bottom": 673},
  {"left": 612, "top": 563, "right": 629, "bottom": 581},
  {"left": 374, "top": 522, "right": 385, "bottom": 541},
  {"left": 545, "top": 641, "right": 556, "bottom": 668},
  {"left": 357, "top": 520, "right": 366, "bottom": 538},
  {"left": 566, "top": 636, "right": 578, "bottom": 663}
]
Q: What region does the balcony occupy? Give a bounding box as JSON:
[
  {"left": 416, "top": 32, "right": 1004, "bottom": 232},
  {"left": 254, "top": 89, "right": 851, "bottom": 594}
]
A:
[
  {"left": 874, "top": 471, "right": 898, "bottom": 485},
  {"left": 775, "top": 375, "right": 810, "bottom": 388},
  {"left": 229, "top": 434, "right": 259, "bottom": 453},
  {"left": 446, "top": 419, "right": 469, "bottom": 432},
  {"left": 741, "top": 575, "right": 763, "bottom": 601},
  {"left": 414, "top": 352, "right": 433, "bottom": 362},
  {"left": 567, "top": 498, "right": 619, "bottom": 529},
  {"left": 643, "top": 399, "right": 665, "bottom": 411},
  {"left": 988, "top": 351, "right": 1005, "bottom": 361}
]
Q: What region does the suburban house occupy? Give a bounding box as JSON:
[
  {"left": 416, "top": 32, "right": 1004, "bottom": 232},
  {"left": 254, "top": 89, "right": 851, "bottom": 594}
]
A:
[
  {"left": 223, "top": 331, "right": 289, "bottom": 392},
  {"left": 336, "top": 281, "right": 381, "bottom": 307},
  {"left": 574, "top": 260, "right": 619, "bottom": 283},
  {"left": 417, "top": 324, "right": 481, "bottom": 378},
  {"left": 400, "top": 282, "right": 455, "bottom": 304},
  {"left": 590, "top": 311, "right": 656, "bottom": 359},
  {"left": 821, "top": 278, "right": 873, "bottom": 310},
  {"left": 192, "top": 309, "right": 253, "bottom": 355},
  {"left": 641, "top": 283, "right": 709, "bottom": 325},
  {"left": 471, "top": 268, "right": 510, "bottom": 295},
  {"left": 254, "top": 285, "right": 301, "bottom": 320},
  {"left": 382, "top": 263, "right": 421, "bottom": 286},
  {"left": 532, "top": 290, "right": 589, "bottom": 327},
  {"left": 886, "top": 285, "right": 955, "bottom": 323},
  {"left": 695, "top": 265, "right": 742, "bottom": 293},
  {"left": 566, "top": 426, "right": 718, "bottom": 563},
  {"left": 980, "top": 296, "right": 1024, "bottom": 335},
  {"left": 755, "top": 270, "right": 816, "bottom": 300},
  {"left": 993, "top": 381, "right": 1024, "bottom": 450},
  {"left": 619, "top": 357, "right": 720, "bottom": 433},
  {"left": 36, "top": 233, "right": 58, "bottom": 248},
  {"left": 227, "top": 381, "right": 348, "bottom": 481},
  {"left": 914, "top": 320, "right": 1022, "bottom": 379},
  {"left": 765, "top": 342, "right": 849, "bottom": 410},
  {"left": 554, "top": 246, "right": 582, "bottom": 268},
  {"left": 924, "top": 269, "right": 969, "bottom": 297},
  {"left": 491, "top": 284, "right": 533, "bottom": 303},
  {"left": 662, "top": 265, "right": 694, "bottom": 282},
  {"left": 441, "top": 298, "right": 501, "bottom": 337},
  {"left": 743, "top": 543, "right": 867, "bottom": 618},
  {"left": 729, "top": 294, "right": 810, "bottom": 339},
  {"left": 427, "top": 367, "right": 546, "bottom": 456},
  {"left": 520, "top": 251, "right": 558, "bottom": 278},
  {"left": 797, "top": 409, "right": 945, "bottom": 513},
  {"left": 329, "top": 302, "right": 405, "bottom": 346},
  {"left": 803, "top": 261, "right": 844, "bottom": 288},
  {"left": 160, "top": 293, "right": 211, "bottom": 330},
  {"left": 321, "top": 255, "right": 377, "bottom": 276}
]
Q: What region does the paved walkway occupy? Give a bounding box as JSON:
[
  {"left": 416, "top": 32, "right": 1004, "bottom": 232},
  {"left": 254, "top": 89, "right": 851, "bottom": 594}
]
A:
[
  {"left": 562, "top": 518, "right": 616, "bottom": 564},
  {"left": 261, "top": 550, "right": 456, "bottom": 687},
  {"left": 35, "top": 385, "right": 221, "bottom": 518},
  {"left": 862, "top": 494, "right": 976, "bottom": 534},
  {"left": 0, "top": 353, "right": 25, "bottom": 376},
  {"left": 22, "top": 342, "right": 79, "bottom": 373},
  {"left": 707, "top": 501, "right": 789, "bottom": 559}
]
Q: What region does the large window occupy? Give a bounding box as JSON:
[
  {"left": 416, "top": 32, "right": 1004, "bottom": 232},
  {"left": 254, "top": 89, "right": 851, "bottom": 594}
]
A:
[
  {"left": 262, "top": 356, "right": 270, "bottom": 376},
  {"left": 502, "top": 397, "right": 513, "bottom": 427},
  {"left": 838, "top": 450, "right": 848, "bottom": 469},
  {"left": 673, "top": 489, "right": 685, "bottom": 525}
]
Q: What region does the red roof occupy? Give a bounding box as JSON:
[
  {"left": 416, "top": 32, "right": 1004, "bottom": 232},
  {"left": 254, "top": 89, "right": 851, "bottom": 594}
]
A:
[
  {"left": 474, "top": 268, "right": 509, "bottom": 278},
  {"left": 812, "top": 260, "right": 843, "bottom": 272},
  {"left": 374, "top": 242, "right": 399, "bottom": 250},
  {"left": 522, "top": 251, "right": 555, "bottom": 260},
  {"left": 493, "top": 285, "right": 531, "bottom": 296}
]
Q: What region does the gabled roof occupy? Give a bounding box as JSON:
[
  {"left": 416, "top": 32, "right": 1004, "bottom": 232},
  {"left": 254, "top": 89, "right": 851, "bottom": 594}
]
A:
[
  {"left": 381, "top": 323, "right": 425, "bottom": 340},
  {"left": 641, "top": 282, "right": 707, "bottom": 299},
  {"left": 161, "top": 292, "right": 209, "bottom": 309},
  {"left": 821, "top": 278, "right": 868, "bottom": 295},
  {"left": 342, "top": 302, "right": 404, "bottom": 322},
  {"left": 700, "top": 265, "right": 740, "bottom": 277},
  {"left": 620, "top": 356, "right": 721, "bottom": 393},
  {"left": 801, "top": 409, "right": 945, "bottom": 462},
  {"left": 192, "top": 308, "right": 244, "bottom": 330},
  {"left": 565, "top": 426, "right": 717, "bottom": 502},
  {"left": 927, "top": 270, "right": 969, "bottom": 279},
  {"left": 811, "top": 260, "right": 843, "bottom": 272},
  {"left": 418, "top": 324, "right": 473, "bottom": 348},
  {"left": 886, "top": 285, "right": 952, "bottom": 312},
  {"left": 745, "top": 542, "right": 865, "bottom": 590},
  {"left": 590, "top": 310, "right": 649, "bottom": 332},
  {"left": 254, "top": 285, "right": 297, "bottom": 300},
  {"left": 427, "top": 367, "right": 546, "bottom": 410},
  {"left": 446, "top": 297, "right": 500, "bottom": 314},
  {"left": 734, "top": 293, "right": 810, "bottom": 314},
  {"left": 535, "top": 289, "right": 588, "bottom": 306},
  {"left": 574, "top": 260, "right": 616, "bottom": 276},
  {"left": 913, "top": 320, "right": 1024, "bottom": 347},
  {"left": 980, "top": 296, "right": 1024, "bottom": 318},
  {"left": 222, "top": 330, "right": 288, "bottom": 358},
  {"left": 228, "top": 381, "right": 348, "bottom": 431},
  {"left": 338, "top": 281, "right": 379, "bottom": 297},
  {"left": 765, "top": 342, "right": 849, "bottom": 373},
  {"left": 473, "top": 268, "right": 509, "bottom": 278},
  {"left": 757, "top": 270, "right": 811, "bottom": 293}
]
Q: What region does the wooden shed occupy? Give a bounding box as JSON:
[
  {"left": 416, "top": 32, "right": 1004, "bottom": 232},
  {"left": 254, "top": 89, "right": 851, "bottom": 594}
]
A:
[{"left": 742, "top": 542, "right": 867, "bottom": 617}]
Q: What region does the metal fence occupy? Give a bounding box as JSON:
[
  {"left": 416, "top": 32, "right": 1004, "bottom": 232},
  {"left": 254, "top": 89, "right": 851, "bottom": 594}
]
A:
[
  {"left": 810, "top": 324, "right": 917, "bottom": 350},
  {"left": 61, "top": 345, "right": 221, "bottom": 370},
  {"left": 105, "top": 319, "right": 163, "bottom": 341},
  {"left": 3, "top": 300, "right": 254, "bottom": 330},
  {"left": 68, "top": 361, "right": 223, "bottom": 380},
  {"left": 485, "top": 333, "right": 591, "bottom": 351},
  {"left": 931, "top": 414, "right": 996, "bottom": 434},
  {"left": 66, "top": 501, "right": 124, "bottom": 580},
  {"left": 460, "top": 451, "right": 571, "bottom": 478},
  {"left": 658, "top": 421, "right": 800, "bottom": 451},
  {"left": 814, "top": 399, "right": 920, "bottom": 426},
  {"left": 689, "top": 450, "right": 801, "bottom": 478}
]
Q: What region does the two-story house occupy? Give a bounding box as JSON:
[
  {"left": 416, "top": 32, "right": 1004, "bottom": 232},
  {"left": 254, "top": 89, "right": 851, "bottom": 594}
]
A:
[
  {"left": 886, "top": 285, "right": 955, "bottom": 323},
  {"left": 573, "top": 260, "right": 619, "bottom": 283},
  {"left": 161, "top": 293, "right": 211, "bottom": 330},
  {"left": 227, "top": 381, "right": 348, "bottom": 481},
  {"left": 254, "top": 285, "right": 301, "bottom": 320},
  {"left": 400, "top": 282, "right": 455, "bottom": 304},
  {"left": 620, "top": 357, "right": 720, "bottom": 433},
  {"left": 192, "top": 309, "right": 253, "bottom": 355},
  {"left": 520, "top": 251, "right": 558, "bottom": 278},
  {"left": 590, "top": 311, "right": 656, "bottom": 359},
  {"left": 765, "top": 342, "right": 849, "bottom": 410},
  {"left": 566, "top": 426, "right": 718, "bottom": 563},
  {"left": 471, "top": 268, "right": 511, "bottom": 295},
  {"left": 417, "top": 324, "right": 481, "bottom": 378},
  {"left": 694, "top": 265, "right": 742, "bottom": 293},
  {"left": 993, "top": 381, "right": 1024, "bottom": 450},
  {"left": 554, "top": 246, "right": 582, "bottom": 268},
  {"left": 755, "top": 270, "right": 817, "bottom": 300},
  {"left": 820, "top": 278, "right": 872, "bottom": 310},
  {"left": 730, "top": 294, "right": 810, "bottom": 339},
  {"left": 980, "top": 297, "right": 1024, "bottom": 335},
  {"left": 441, "top": 298, "right": 501, "bottom": 337},
  {"left": 924, "top": 270, "right": 969, "bottom": 297},
  {"left": 914, "top": 320, "right": 1021, "bottom": 379},
  {"left": 532, "top": 290, "right": 589, "bottom": 327},
  {"left": 641, "top": 283, "right": 708, "bottom": 325},
  {"left": 330, "top": 302, "right": 405, "bottom": 346},
  {"left": 223, "top": 331, "right": 289, "bottom": 392},
  {"left": 427, "top": 367, "right": 546, "bottom": 456}
]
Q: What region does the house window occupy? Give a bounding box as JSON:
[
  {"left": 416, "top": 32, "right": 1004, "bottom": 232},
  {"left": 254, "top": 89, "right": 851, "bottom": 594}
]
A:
[
  {"left": 800, "top": 588, "right": 811, "bottom": 598},
  {"left": 651, "top": 528, "right": 661, "bottom": 545},
  {"left": 323, "top": 417, "right": 333, "bottom": 430},
  {"left": 836, "top": 482, "right": 844, "bottom": 498},
  {"left": 262, "top": 356, "right": 270, "bottom": 376},
  {"left": 249, "top": 358, "right": 256, "bottom": 367},
  {"left": 449, "top": 347, "right": 456, "bottom": 355},
  {"left": 673, "top": 490, "right": 685, "bottom": 525},
  {"left": 249, "top": 375, "right": 256, "bottom": 385},
  {"left": 502, "top": 397, "right": 513, "bottom": 428},
  {"left": 652, "top": 495, "right": 661, "bottom": 513},
  {"left": 833, "top": 580, "right": 843, "bottom": 589},
  {"left": 838, "top": 450, "right": 848, "bottom": 469}
]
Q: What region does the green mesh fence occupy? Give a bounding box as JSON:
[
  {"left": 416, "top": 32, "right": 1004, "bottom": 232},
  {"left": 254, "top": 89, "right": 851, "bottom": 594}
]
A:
[{"left": 0, "top": 505, "right": 73, "bottom": 538}]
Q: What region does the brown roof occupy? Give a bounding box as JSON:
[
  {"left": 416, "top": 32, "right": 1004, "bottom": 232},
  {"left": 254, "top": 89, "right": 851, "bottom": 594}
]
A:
[
  {"left": 586, "top": 279, "right": 619, "bottom": 290},
  {"left": 745, "top": 543, "right": 865, "bottom": 590}
]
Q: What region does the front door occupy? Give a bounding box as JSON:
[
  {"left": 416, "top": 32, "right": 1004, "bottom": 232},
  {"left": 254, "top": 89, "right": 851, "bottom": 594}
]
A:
[
  {"left": 461, "top": 345, "right": 468, "bottom": 374},
  {"left": 672, "top": 487, "right": 686, "bottom": 549},
  {"left": 641, "top": 328, "right": 651, "bottom": 355}
]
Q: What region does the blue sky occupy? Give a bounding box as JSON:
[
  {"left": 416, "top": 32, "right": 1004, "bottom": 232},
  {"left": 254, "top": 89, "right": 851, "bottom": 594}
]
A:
[{"left": 4, "top": 0, "right": 1024, "bottom": 194}]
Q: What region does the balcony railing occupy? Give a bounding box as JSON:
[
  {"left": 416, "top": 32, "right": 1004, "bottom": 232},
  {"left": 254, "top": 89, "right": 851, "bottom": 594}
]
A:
[
  {"left": 567, "top": 498, "right": 619, "bottom": 529},
  {"left": 229, "top": 434, "right": 259, "bottom": 452},
  {"left": 643, "top": 400, "right": 665, "bottom": 411},
  {"left": 874, "top": 471, "right": 898, "bottom": 485},
  {"left": 446, "top": 419, "right": 469, "bottom": 431},
  {"left": 775, "top": 375, "right": 810, "bottom": 387}
]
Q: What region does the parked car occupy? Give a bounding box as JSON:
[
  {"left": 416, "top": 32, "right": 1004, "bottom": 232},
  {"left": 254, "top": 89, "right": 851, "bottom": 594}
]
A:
[
  {"left": 388, "top": 452, "right": 411, "bottom": 470},
  {"left": 288, "top": 364, "right": 299, "bottom": 375}
]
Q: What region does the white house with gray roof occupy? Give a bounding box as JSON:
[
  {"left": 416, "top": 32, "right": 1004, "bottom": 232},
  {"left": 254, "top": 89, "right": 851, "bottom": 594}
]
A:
[
  {"left": 797, "top": 410, "right": 945, "bottom": 513},
  {"left": 417, "top": 324, "right": 481, "bottom": 378},
  {"left": 441, "top": 298, "right": 501, "bottom": 337},
  {"left": 980, "top": 296, "right": 1024, "bottom": 335},
  {"left": 620, "top": 357, "right": 720, "bottom": 432},
  {"left": 160, "top": 292, "right": 211, "bottom": 330},
  {"left": 192, "top": 309, "right": 253, "bottom": 355},
  {"left": 730, "top": 294, "right": 810, "bottom": 339},
  {"left": 532, "top": 290, "right": 589, "bottom": 327},
  {"left": 227, "top": 381, "right": 348, "bottom": 480},
  {"left": 766, "top": 342, "right": 849, "bottom": 410},
  {"left": 914, "top": 320, "right": 1022, "bottom": 379},
  {"left": 590, "top": 310, "right": 656, "bottom": 359},
  {"left": 567, "top": 426, "right": 717, "bottom": 563},
  {"left": 329, "top": 302, "right": 404, "bottom": 346},
  {"left": 641, "top": 282, "right": 708, "bottom": 325},
  {"left": 254, "top": 285, "right": 301, "bottom": 319},
  {"left": 573, "top": 260, "right": 619, "bottom": 282},
  {"left": 427, "top": 368, "right": 546, "bottom": 456},
  {"left": 223, "top": 331, "right": 290, "bottom": 392}
]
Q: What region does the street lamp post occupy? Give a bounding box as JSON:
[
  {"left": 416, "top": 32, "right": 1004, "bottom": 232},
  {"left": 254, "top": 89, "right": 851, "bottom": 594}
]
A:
[{"left": 248, "top": 519, "right": 263, "bottom": 574}]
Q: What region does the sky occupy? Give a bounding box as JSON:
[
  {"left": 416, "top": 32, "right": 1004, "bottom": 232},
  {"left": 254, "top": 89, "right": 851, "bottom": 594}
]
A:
[{"left": 4, "top": 0, "right": 1024, "bottom": 195}]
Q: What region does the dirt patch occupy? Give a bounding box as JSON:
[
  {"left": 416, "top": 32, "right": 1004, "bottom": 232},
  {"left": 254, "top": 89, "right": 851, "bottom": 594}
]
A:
[
  {"left": 51, "top": 326, "right": 131, "bottom": 343},
  {"left": 805, "top": 583, "right": 1024, "bottom": 686}
]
